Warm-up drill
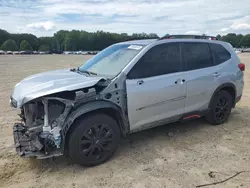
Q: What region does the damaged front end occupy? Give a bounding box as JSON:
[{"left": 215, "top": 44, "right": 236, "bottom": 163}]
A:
[
  {"left": 9, "top": 68, "right": 109, "bottom": 158},
  {"left": 13, "top": 97, "right": 73, "bottom": 158},
  {"left": 10, "top": 66, "right": 128, "bottom": 159}
]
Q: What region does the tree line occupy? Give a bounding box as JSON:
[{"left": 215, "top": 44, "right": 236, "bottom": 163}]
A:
[{"left": 0, "top": 28, "right": 250, "bottom": 52}]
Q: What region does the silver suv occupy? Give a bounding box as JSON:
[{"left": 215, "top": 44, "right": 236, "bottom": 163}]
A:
[{"left": 10, "top": 35, "right": 245, "bottom": 166}]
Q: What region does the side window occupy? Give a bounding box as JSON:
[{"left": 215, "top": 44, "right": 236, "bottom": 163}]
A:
[
  {"left": 182, "top": 42, "right": 213, "bottom": 71},
  {"left": 209, "top": 43, "right": 231, "bottom": 65},
  {"left": 127, "top": 43, "right": 181, "bottom": 79}
]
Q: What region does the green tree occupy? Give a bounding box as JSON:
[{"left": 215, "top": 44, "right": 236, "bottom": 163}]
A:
[
  {"left": 39, "top": 44, "right": 50, "bottom": 51},
  {"left": 148, "top": 33, "right": 159, "bottom": 39},
  {"left": 0, "top": 29, "right": 10, "bottom": 46},
  {"left": 64, "top": 34, "right": 74, "bottom": 51},
  {"left": 216, "top": 34, "right": 222, "bottom": 40},
  {"left": 51, "top": 38, "right": 59, "bottom": 51},
  {"left": 20, "top": 40, "right": 33, "bottom": 51},
  {"left": 238, "top": 34, "right": 250, "bottom": 48},
  {"left": 38, "top": 37, "right": 53, "bottom": 51},
  {"left": 54, "top": 30, "right": 69, "bottom": 51},
  {"left": 5, "top": 27, "right": 250, "bottom": 52},
  {"left": 220, "top": 33, "right": 245, "bottom": 47},
  {"left": 12, "top": 33, "right": 39, "bottom": 50},
  {"left": 1, "top": 39, "right": 18, "bottom": 51}
]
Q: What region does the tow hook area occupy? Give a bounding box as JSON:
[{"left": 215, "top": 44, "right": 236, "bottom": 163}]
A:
[
  {"left": 13, "top": 123, "right": 63, "bottom": 159},
  {"left": 13, "top": 123, "right": 43, "bottom": 157}
]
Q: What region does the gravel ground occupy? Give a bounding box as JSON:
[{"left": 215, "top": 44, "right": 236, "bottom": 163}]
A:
[{"left": 0, "top": 54, "right": 250, "bottom": 188}]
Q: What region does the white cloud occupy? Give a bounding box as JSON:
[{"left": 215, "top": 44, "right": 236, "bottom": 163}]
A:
[
  {"left": 26, "top": 21, "right": 55, "bottom": 31},
  {"left": 185, "top": 30, "right": 202, "bottom": 34},
  {"left": 231, "top": 23, "right": 250, "bottom": 30},
  {"left": 0, "top": 0, "right": 250, "bottom": 37},
  {"left": 220, "top": 28, "right": 229, "bottom": 32},
  {"left": 220, "top": 15, "right": 250, "bottom": 32}
]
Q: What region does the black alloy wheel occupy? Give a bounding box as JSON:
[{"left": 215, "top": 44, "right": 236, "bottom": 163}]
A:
[
  {"left": 68, "top": 113, "right": 120, "bottom": 166},
  {"left": 214, "top": 97, "right": 230, "bottom": 121},
  {"left": 206, "top": 90, "right": 233, "bottom": 125},
  {"left": 80, "top": 123, "right": 114, "bottom": 161}
]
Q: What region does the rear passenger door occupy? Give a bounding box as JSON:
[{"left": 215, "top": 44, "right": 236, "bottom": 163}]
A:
[{"left": 181, "top": 42, "right": 219, "bottom": 113}]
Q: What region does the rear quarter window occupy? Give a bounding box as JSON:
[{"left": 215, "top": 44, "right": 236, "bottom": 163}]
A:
[{"left": 209, "top": 43, "right": 231, "bottom": 65}]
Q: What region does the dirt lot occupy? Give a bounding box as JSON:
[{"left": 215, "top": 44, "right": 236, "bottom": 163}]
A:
[{"left": 0, "top": 54, "right": 250, "bottom": 188}]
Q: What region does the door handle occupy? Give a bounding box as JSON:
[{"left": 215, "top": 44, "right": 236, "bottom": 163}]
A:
[
  {"left": 137, "top": 80, "right": 144, "bottom": 85},
  {"left": 213, "top": 72, "right": 220, "bottom": 77},
  {"left": 175, "top": 79, "right": 185, "bottom": 84}
]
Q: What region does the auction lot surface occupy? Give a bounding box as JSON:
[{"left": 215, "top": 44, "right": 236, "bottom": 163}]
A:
[{"left": 0, "top": 54, "right": 250, "bottom": 188}]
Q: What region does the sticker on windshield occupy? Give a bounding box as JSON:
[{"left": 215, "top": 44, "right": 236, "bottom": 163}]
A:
[{"left": 128, "top": 45, "right": 143, "bottom": 50}]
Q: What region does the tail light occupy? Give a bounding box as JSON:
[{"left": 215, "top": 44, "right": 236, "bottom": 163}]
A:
[
  {"left": 209, "top": 37, "right": 217, "bottom": 40},
  {"left": 238, "top": 63, "right": 245, "bottom": 71}
]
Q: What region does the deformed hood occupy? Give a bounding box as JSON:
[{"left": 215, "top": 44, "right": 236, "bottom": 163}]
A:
[{"left": 11, "top": 68, "right": 105, "bottom": 107}]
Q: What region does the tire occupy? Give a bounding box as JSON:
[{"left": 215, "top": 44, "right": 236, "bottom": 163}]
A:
[
  {"left": 206, "top": 90, "right": 233, "bottom": 125},
  {"left": 67, "top": 113, "right": 120, "bottom": 166}
]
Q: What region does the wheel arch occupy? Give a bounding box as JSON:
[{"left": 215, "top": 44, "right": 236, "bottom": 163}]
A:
[
  {"left": 209, "top": 83, "right": 236, "bottom": 108},
  {"left": 62, "top": 100, "right": 128, "bottom": 153}
]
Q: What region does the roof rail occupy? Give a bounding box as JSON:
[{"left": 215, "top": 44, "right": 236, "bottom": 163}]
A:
[{"left": 159, "top": 34, "right": 218, "bottom": 40}]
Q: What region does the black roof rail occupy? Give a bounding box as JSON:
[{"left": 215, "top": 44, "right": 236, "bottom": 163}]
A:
[{"left": 159, "top": 34, "right": 218, "bottom": 40}]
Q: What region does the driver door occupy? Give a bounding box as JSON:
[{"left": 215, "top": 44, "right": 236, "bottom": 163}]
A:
[{"left": 126, "top": 42, "right": 186, "bottom": 132}]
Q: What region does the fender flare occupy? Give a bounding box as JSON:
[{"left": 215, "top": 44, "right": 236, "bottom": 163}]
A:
[
  {"left": 208, "top": 83, "right": 236, "bottom": 108},
  {"left": 61, "top": 100, "right": 128, "bottom": 151}
]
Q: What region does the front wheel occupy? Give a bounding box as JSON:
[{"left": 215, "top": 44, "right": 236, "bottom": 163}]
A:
[
  {"left": 206, "top": 90, "right": 233, "bottom": 125},
  {"left": 67, "top": 113, "right": 120, "bottom": 166}
]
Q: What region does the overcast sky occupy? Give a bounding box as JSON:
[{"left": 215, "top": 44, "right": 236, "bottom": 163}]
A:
[{"left": 0, "top": 0, "right": 250, "bottom": 37}]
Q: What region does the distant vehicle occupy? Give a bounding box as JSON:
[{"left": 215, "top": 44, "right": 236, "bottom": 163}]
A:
[
  {"left": 244, "top": 48, "right": 250, "bottom": 52},
  {"left": 81, "top": 51, "right": 88, "bottom": 55},
  {"left": 87, "top": 51, "right": 99, "bottom": 55},
  {"left": 234, "top": 48, "right": 242, "bottom": 54},
  {"left": 76, "top": 51, "right": 83, "bottom": 55},
  {"left": 49, "top": 50, "right": 63, "bottom": 54},
  {"left": 6, "top": 51, "right": 13, "bottom": 54},
  {"left": 0, "top": 50, "right": 5, "bottom": 55},
  {"left": 63, "top": 51, "right": 73, "bottom": 55},
  {"left": 13, "top": 51, "right": 21, "bottom": 55},
  {"left": 20, "top": 50, "right": 33, "bottom": 54},
  {"left": 87, "top": 51, "right": 95, "bottom": 55},
  {"left": 39, "top": 51, "right": 46, "bottom": 55},
  {"left": 33, "top": 51, "right": 39, "bottom": 55},
  {"left": 10, "top": 35, "right": 244, "bottom": 166}
]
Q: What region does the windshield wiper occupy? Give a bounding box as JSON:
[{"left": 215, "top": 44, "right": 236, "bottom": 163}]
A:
[{"left": 77, "top": 67, "right": 97, "bottom": 75}]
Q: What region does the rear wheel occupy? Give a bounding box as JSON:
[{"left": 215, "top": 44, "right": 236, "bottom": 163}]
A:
[
  {"left": 67, "top": 113, "right": 120, "bottom": 166},
  {"left": 206, "top": 90, "right": 233, "bottom": 125}
]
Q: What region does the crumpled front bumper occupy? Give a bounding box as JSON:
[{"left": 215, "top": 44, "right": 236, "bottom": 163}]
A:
[
  {"left": 13, "top": 123, "right": 63, "bottom": 159},
  {"left": 13, "top": 123, "right": 43, "bottom": 158}
]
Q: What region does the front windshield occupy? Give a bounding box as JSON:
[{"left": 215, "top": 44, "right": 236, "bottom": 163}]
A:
[{"left": 79, "top": 44, "right": 144, "bottom": 77}]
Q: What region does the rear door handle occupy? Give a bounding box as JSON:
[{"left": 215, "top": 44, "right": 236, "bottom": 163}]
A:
[{"left": 137, "top": 80, "right": 144, "bottom": 85}]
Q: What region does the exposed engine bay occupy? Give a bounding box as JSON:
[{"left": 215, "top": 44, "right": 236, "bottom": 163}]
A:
[{"left": 13, "top": 87, "right": 99, "bottom": 158}]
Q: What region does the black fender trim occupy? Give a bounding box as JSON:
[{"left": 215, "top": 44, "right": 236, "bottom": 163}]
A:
[
  {"left": 61, "top": 100, "right": 128, "bottom": 152},
  {"left": 208, "top": 83, "right": 237, "bottom": 108}
]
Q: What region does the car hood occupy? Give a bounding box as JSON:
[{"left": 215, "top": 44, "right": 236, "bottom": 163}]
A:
[{"left": 11, "top": 69, "right": 105, "bottom": 107}]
